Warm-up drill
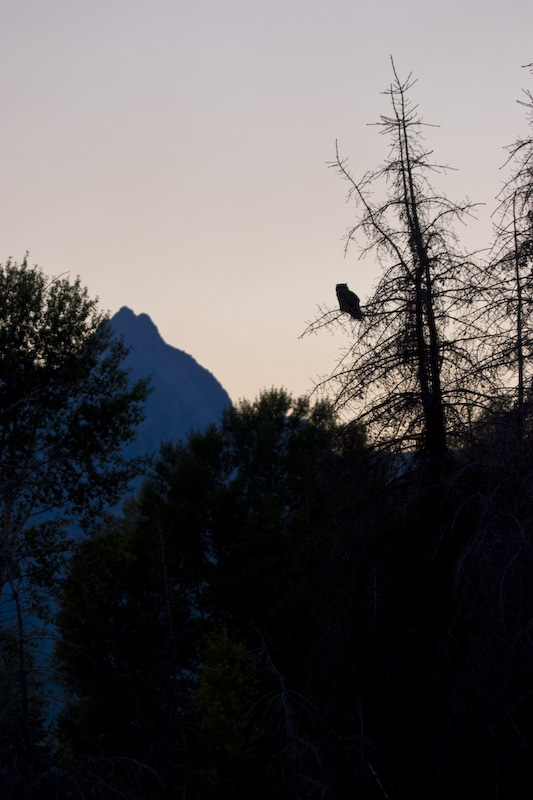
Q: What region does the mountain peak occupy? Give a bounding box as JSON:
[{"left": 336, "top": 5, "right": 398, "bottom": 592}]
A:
[
  {"left": 112, "top": 306, "right": 162, "bottom": 344},
  {"left": 109, "top": 308, "right": 231, "bottom": 459}
]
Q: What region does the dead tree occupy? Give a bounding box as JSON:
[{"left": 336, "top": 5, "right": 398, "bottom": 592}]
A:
[
  {"left": 304, "top": 61, "right": 484, "bottom": 471},
  {"left": 489, "top": 66, "right": 533, "bottom": 451}
]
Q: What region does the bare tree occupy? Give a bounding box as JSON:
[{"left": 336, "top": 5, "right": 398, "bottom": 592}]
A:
[
  {"left": 304, "top": 61, "right": 486, "bottom": 470},
  {"left": 488, "top": 65, "right": 533, "bottom": 450}
]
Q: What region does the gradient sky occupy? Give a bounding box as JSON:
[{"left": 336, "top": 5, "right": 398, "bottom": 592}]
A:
[{"left": 1, "top": 0, "right": 532, "bottom": 403}]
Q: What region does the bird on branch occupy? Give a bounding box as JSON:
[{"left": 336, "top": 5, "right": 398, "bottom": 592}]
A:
[{"left": 336, "top": 283, "right": 362, "bottom": 320}]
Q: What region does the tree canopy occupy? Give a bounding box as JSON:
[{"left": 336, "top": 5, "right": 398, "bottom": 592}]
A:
[
  {"left": 0, "top": 256, "right": 150, "bottom": 793},
  {"left": 56, "top": 389, "right": 370, "bottom": 797}
]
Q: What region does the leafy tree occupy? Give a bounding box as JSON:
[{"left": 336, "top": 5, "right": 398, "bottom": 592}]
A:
[
  {"left": 304, "top": 62, "right": 484, "bottom": 469},
  {"left": 190, "top": 627, "right": 263, "bottom": 794},
  {"left": 56, "top": 389, "right": 367, "bottom": 798},
  {"left": 0, "top": 256, "right": 149, "bottom": 788}
]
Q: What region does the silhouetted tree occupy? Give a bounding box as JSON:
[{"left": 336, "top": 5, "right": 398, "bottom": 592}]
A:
[
  {"left": 487, "top": 64, "right": 533, "bottom": 451},
  {"left": 56, "top": 389, "right": 369, "bottom": 798},
  {"left": 304, "top": 62, "right": 484, "bottom": 471},
  {"left": 0, "top": 256, "right": 149, "bottom": 793}
]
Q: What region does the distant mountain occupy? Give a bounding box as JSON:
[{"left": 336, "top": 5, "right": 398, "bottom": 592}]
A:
[{"left": 110, "top": 307, "right": 232, "bottom": 460}]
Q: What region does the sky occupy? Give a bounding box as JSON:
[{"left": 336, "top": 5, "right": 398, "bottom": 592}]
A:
[{"left": 1, "top": 0, "right": 532, "bottom": 404}]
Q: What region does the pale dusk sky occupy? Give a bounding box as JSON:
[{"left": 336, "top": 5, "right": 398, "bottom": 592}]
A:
[{"left": 1, "top": 0, "right": 531, "bottom": 402}]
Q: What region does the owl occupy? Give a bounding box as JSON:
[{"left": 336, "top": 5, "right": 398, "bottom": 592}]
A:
[{"left": 336, "top": 284, "right": 362, "bottom": 320}]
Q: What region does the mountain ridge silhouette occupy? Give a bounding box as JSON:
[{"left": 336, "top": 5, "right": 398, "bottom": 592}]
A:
[{"left": 110, "top": 306, "right": 232, "bottom": 459}]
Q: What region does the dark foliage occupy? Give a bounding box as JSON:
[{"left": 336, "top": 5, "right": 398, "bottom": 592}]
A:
[
  {"left": 55, "top": 390, "right": 374, "bottom": 797},
  {"left": 0, "top": 257, "right": 150, "bottom": 795},
  {"left": 9, "top": 63, "right": 533, "bottom": 799},
  {"left": 55, "top": 404, "right": 533, "bottom": 799}
]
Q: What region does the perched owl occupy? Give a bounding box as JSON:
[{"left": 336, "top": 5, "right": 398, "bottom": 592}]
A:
[{"left": 336, "top": 284, "right": 362, "bottom": 320}]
